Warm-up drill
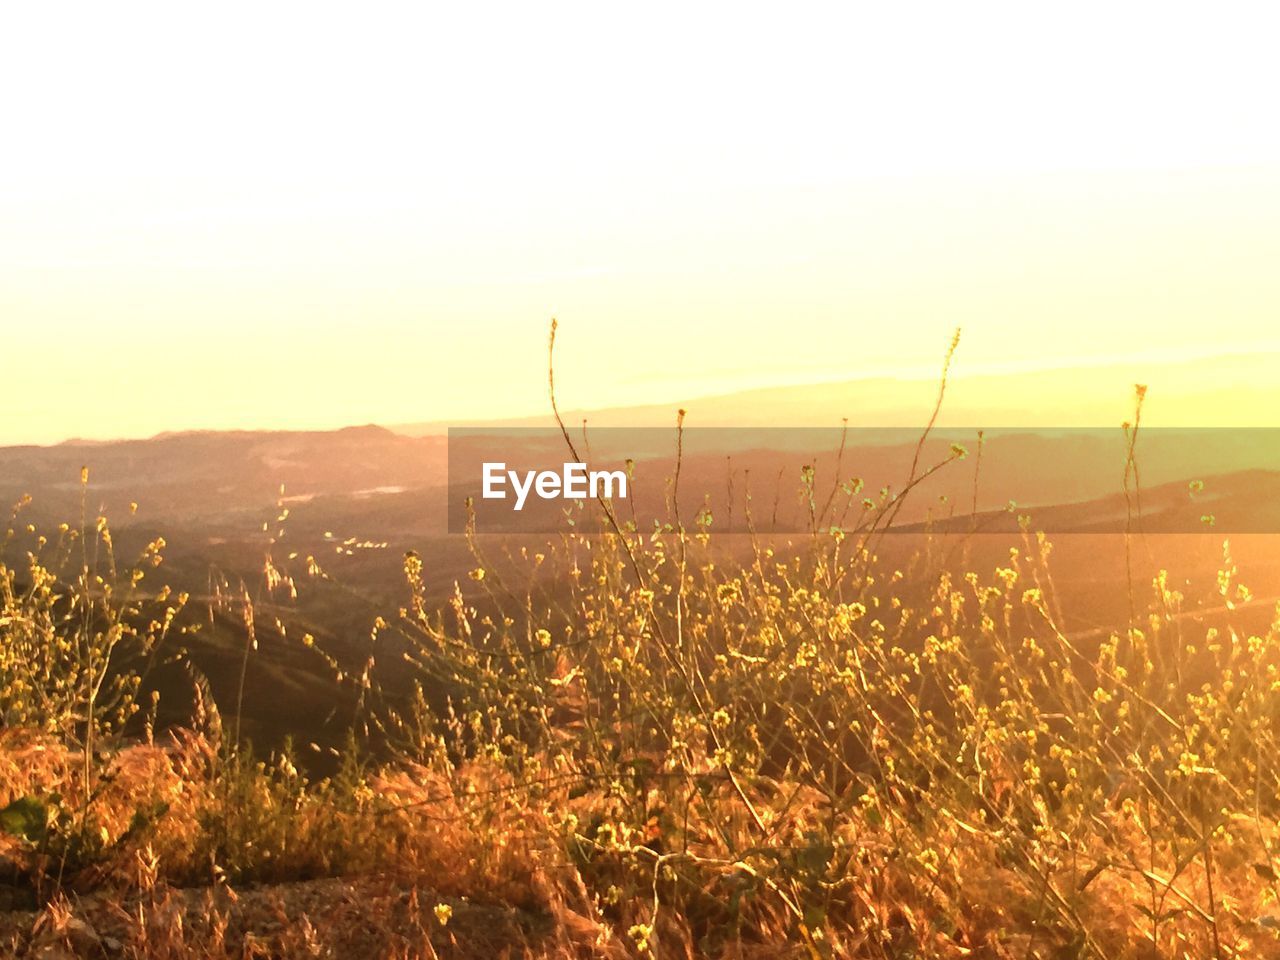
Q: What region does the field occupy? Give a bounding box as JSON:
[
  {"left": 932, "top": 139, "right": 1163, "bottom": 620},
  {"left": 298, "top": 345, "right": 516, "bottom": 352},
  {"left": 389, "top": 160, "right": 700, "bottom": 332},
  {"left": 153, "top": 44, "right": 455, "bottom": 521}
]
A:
[{"left": 3, "top": 370, "right": 1280, "bottom": 958}]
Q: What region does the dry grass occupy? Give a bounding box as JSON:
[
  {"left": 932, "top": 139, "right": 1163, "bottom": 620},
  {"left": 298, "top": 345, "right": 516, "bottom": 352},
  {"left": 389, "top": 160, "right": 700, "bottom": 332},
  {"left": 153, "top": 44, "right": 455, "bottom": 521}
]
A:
[{"left": 4, "top": 352, "right": 1280, "bottom": 957}]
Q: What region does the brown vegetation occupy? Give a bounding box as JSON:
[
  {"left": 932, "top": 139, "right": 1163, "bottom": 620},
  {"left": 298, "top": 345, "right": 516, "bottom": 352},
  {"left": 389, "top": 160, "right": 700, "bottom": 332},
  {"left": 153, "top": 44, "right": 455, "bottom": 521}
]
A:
[{"left": 3, "top": 347, "right": 1280, "bottom": 957}]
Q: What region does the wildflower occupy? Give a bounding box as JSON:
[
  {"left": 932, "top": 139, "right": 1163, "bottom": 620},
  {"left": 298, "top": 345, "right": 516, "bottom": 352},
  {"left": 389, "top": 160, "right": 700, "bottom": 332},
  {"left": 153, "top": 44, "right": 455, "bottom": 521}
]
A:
[
  {"left": 628, "top": 923, "right": 653, "bottom": 953},
  {"left": 433, "top": 903, "right": 452, "bottom": 927}
]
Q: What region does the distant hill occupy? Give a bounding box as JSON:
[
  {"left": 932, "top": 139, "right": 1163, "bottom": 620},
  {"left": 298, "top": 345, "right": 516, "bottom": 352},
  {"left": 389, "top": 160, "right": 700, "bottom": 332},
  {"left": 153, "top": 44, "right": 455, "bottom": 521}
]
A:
[
  {"left": 0, "top": 425, "right": 447, "bottom": 525},
  {"left": 395, "top": 350, "right": 1280, "bottom": 434}
]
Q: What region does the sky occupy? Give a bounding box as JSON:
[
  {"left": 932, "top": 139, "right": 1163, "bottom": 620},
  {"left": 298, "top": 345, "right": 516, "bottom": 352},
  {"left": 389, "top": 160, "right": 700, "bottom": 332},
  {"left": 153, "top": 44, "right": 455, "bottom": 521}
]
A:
[{"left": 3, "top": 2, "right": 1280, "bottom": 444}]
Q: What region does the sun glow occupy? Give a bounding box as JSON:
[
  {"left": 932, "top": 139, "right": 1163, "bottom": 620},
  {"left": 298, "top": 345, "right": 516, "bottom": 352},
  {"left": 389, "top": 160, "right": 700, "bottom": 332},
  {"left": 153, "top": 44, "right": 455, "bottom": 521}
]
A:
[{"left": 3, "top": 2, "right": 1280, "bottom": 443}]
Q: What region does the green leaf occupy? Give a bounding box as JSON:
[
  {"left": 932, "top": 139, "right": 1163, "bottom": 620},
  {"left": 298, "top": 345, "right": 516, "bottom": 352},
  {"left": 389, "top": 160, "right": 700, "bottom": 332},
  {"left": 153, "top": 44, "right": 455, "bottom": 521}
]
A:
[
  {"left": 0, "top": 796, "right": 49, "bottom": 842},
  {"left": 796, "top": 832, "right": 834, "bottom": 875}
]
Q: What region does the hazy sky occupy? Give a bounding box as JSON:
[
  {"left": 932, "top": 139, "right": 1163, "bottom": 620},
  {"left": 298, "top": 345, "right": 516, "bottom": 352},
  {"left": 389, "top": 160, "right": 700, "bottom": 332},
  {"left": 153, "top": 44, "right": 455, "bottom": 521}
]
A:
[{"left": 4, "top": 3, "right": 1279, "bottom": 444}]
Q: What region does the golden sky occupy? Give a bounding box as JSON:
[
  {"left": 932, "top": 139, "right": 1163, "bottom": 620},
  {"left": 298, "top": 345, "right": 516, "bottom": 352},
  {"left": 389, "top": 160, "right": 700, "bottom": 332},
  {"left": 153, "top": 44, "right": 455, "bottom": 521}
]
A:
[{"left": 3, "top": 3, "right": 1279, "bottom": 444}]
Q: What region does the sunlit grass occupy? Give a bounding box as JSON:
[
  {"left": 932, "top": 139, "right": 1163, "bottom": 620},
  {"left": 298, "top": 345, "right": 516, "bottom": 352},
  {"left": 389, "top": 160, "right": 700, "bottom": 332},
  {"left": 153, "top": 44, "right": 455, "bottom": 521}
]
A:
[{"left": 1, "top": 345, "right": 1277, "bottom": 957}]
